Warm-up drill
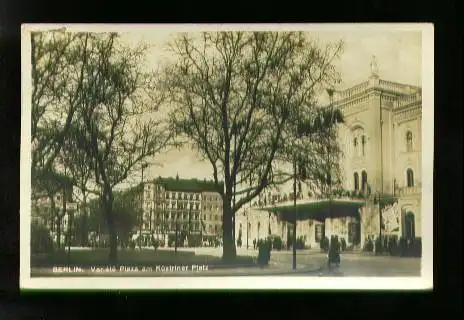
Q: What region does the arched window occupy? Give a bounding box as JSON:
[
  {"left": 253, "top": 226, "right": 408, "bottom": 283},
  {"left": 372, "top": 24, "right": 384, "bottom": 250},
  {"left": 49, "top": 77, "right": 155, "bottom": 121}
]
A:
[
  {"left": 361, "top": 135, "right": 366, "bottom": 156},
  {"left": 407, "top": 169, "right": 414, "bottom": 187},
  {"left": 404, "top": 212, "right": 415, "bottom": 238},
  {"left": 406, "top": 131, "right": 413, "bottom": 152},
  {"left": 361, "top": 171, "right": 368, "bottom": 192},
  {"left": 353, "top": 138, "right": 358, "bottom": 156},
  {"left": 354, "top": 172, "right": 359, "bottom": 190}
]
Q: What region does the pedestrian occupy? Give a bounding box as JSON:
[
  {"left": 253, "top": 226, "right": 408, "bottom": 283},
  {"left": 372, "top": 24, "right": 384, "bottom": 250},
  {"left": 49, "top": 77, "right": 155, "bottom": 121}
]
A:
[
  {"left": 334, "top": 235, "right": 341, "bottom": 267},
  {"left": 328, "top": 235, "right": 341, "bottom": 268}
]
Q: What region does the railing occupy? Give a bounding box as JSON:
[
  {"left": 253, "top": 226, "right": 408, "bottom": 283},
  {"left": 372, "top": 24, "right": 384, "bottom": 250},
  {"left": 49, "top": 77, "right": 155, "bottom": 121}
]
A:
[
  {"left": 252, "top": 189, "right": 368, "bottom": 208},
  {"left": 336, "top": 81, "right": 370, "bottom": 100},
  {"left": 396, "top": 92, "right": 422, "bottom": 108},
  {"left": 398, "top": 186, "right": 422, "bottom": 196},
  {"left": 378, "top": 80, "right": 415, "bottom": 93}
]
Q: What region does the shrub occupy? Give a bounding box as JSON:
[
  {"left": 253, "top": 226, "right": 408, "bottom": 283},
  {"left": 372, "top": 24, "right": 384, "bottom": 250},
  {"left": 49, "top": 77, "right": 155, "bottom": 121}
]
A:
[
  {"left": 398, "top": 237, "right": 408, "bottom": 256},
  {"left": 272, "top": 236, "right": 283, "bottom": 250},
  {"left": 152, "top": 238, "right": 162, "bottom": 251},
  {"left": 412, "top": 238, "right": 422, "bottom": 257},
  {"left": 295, "top": 236, "right": 306, "bottom": 250},
  {"left": 398, "top": 237, "right": 422, "bottom": 257},
  {"left": 31, "top": 223, "right": 54, "bottom": 254},
  {"left": 187, "top": 235, "right": 202, "bottom": 247},
  {"left": 387, "top": 235, "right": 399, "bottom": 256},
  {"left": 257, "top": 239, "right": 271, "bottom": 266},
  {"left": 363, "top": 238, "right": 374, "bottom": 252},
  {"left": 374, "top": 237, "right": 382, "bottom": 254}
]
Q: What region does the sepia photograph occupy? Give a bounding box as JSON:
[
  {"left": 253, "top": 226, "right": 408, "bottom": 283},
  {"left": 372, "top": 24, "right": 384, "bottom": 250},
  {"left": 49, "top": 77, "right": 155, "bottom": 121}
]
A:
[{"left": 20, "top": 23, "right": 434, "bottom": 290}]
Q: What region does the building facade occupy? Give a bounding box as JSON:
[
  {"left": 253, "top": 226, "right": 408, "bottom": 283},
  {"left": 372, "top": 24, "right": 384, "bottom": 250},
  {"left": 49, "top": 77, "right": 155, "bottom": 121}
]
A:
[
  {"left": 141, "top": 177, "right": 224, "bottom": 246},
  {"left": 336, "top": 64, "right": 422, "bottom": 242},
  {"left": 243, "top": 61, "right": 422, "bottom": 249}
]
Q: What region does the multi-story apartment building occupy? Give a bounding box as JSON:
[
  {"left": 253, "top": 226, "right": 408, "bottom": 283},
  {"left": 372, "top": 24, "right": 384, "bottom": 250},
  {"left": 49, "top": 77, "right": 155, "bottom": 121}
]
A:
[
  {"left": 141, "top": 176, "right": 224, "bottom": 245},
  {"left": 242, "top": 60, "right": 423, "bottom": 249},
  {"left": 201, "top": 191, "right": 223, "bottom": 236}
]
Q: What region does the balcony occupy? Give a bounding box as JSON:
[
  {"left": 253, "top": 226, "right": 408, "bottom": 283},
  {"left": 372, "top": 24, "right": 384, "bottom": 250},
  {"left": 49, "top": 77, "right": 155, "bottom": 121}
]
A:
[{"left": 398, "top": 185, "right": 421, "bottom": 197}]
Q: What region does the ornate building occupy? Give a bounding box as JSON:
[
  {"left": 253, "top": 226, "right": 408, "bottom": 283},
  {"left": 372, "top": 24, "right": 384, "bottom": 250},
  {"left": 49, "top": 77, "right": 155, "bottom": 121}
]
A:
[
  {"left": 240, "top": 58, "right": 422, "bottom": 249},
  {"left": 337, "top": 57, "right": 422, "bottom": 243}
]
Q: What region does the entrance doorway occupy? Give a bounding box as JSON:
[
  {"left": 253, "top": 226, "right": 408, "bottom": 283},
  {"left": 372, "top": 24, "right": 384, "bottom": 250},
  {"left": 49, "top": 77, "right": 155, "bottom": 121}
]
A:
[
  {"left": 403, "top": 212, "right": 415, "bottom": 239},
  {"left": 348, "top": 220, "right": 361, "bottom": 245}
]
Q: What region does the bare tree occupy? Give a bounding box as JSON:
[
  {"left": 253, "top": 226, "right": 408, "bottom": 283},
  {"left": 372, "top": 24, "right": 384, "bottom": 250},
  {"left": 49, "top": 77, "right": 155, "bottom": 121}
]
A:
[
  {"left": 71, "top": 33, "right": 173, "bottom": 263},
  {"left": 162, "top": 31, "right": 343, "bottom": 261},
  {"left": 32, "top": 166, "right": 73, "bottom": 248},
  {"left": 31, "top": 31, "right": 90, "bottom": 185},
  {"left": 60, "top": 122, "right": 96, "bottom": 246}
]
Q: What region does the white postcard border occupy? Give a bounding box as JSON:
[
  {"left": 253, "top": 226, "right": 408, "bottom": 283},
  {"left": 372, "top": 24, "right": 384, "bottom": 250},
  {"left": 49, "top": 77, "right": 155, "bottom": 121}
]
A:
[{"left": 20, "top": 23, "right": 434, "bottom": 290}]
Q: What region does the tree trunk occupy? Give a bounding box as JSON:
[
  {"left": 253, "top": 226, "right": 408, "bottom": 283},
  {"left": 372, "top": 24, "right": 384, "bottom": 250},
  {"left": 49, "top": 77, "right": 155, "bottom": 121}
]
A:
[
  {"left": 56, "top": 216, "right": 62, "bottom": 249},
  {"left": 102, "top": 188, "right": 118, "bottom": 264},
  {"left": 222, "top": 195, "right": 236, "bottom": 263}
]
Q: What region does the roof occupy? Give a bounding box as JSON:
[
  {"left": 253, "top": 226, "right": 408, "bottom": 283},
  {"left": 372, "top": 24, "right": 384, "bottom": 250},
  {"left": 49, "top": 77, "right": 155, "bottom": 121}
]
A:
[
  {"left": 258, "top": 195, "right": 397, "bottom": 222},
  {"left": 153, "top": 177, "right": 224, "bottom": 193},
  {"left": 262, "top": 199, "right": 365, "bottom": 222}
]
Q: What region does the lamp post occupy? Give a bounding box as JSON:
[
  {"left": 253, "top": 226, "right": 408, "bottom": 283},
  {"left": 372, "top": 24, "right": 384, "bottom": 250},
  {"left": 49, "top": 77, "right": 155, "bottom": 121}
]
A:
[
  {"left": 246, "top": 211, "right": 249, "bottom": 250},
  {"left": 326, "top": 88, "right": 335, "bottom": 238},
  {"left": 378, "top": 191, "right": 383, "bottom": 255},
  {"left": 139, "top": 162, "right": 148, "bottom": 249},
  {"left": 292, "top": 157, "right": 297, "bottom": 270}
]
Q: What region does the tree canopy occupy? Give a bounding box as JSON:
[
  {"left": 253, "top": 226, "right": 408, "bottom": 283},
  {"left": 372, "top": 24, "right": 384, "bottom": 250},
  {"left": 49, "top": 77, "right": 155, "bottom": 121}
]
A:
[{"left": 161, "top": 31, "right": 344, "bottom": 261}]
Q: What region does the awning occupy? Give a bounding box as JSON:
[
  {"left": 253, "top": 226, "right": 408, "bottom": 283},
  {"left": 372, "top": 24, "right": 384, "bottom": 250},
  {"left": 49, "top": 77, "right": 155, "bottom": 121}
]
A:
[{"left": 258, "top": 198, "right": 366, "bottom": 222}]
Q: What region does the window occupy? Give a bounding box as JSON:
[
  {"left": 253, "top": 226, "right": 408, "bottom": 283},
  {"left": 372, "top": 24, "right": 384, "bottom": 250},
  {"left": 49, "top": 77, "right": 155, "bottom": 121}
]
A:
[
  {"left": 361, "top": 135, "right": 366, "bottom": 156},
  {"left": 403, "top": 212, "right": 415, "bottom": 238},
  {"left": 361, "top": 171, "right": 367, "bottom": 192},
  {"left": 406, "top": 131, "right": 413, "bottom": 152},
  {"left": 406, "top": 169, "right": 414, "bottom": 187},
  {"left": 354, "top": 172, "right": 359, "bottom": 190}
]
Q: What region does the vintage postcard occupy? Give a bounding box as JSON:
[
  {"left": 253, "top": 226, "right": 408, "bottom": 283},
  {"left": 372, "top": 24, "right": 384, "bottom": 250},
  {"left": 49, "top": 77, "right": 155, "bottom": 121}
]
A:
[{"left": 20, "top": 23, "right": 434, "bottom": 290}]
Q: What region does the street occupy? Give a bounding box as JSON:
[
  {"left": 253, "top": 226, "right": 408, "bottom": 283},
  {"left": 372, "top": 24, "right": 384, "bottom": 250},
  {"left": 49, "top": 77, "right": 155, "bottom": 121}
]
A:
[
  {"left": 33, "top": 247, "right": 421, "bottom": 277},
  {"left": 269, "top": 251, "right": 421, "bottom": 277}
]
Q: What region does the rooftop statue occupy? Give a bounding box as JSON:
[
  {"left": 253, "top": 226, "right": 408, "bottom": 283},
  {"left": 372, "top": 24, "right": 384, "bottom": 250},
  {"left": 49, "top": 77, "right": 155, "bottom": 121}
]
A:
[{"left": 370, "top": 55, "right": 379, "bottom": 77}]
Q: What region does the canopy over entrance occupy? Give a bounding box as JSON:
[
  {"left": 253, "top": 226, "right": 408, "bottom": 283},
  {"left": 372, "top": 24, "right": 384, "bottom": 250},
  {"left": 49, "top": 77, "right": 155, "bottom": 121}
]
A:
[{"left": 257, "top": 198, "right": 366, "bottom": 222}]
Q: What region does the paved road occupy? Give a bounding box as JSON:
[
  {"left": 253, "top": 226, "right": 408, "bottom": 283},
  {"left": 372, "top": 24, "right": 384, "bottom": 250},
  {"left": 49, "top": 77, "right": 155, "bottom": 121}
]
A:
[
  {"left": 45, "top": 247, "right": 420, "bottom": 277},
  {"left": 269, "top": 252, "right": 421, "bottom": 277}
]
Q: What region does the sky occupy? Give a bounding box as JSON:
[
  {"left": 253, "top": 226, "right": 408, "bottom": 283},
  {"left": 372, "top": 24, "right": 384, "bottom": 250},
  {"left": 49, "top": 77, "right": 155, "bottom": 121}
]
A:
[
  {"left": 21, "top": 24, "right": 408, "bottom": 199},
  {"left": 114, "top": 25, "right": 423, "bottom": 188}
]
